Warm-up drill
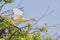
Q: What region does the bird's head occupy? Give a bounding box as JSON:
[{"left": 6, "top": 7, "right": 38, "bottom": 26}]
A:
[{"left": 13, "top": 8, "right": 23, "bottom": 15}]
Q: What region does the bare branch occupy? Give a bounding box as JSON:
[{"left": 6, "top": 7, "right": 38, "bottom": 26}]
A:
[
  {"left": 32, "top": 6, "right": 49, "bottom": 26},
  {"left": 1, "top": 0, "right": 24, "bottom": 15},
  {"left": 0, "top": 15, "right": 21, "bottom": 31},
  {"left": 56, "top": 36, "right": 60, "bottom": 40},
  {"left": 53, "top": 32, "right": 57, "bottom": 36},
  {"left": 1, "top": 7, "right": 24, "bottom": 15},
  {"left": 16, "top": 0, "right": 23, "bottom": 8},
  {"left": 48, "top": 24, "right": 60, "bottom": 29},
  {"left": 32, "top": 6, "right": 55, "bottom": 27}
]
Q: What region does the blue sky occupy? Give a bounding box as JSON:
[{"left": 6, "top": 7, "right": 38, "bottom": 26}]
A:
[
  {"left": 24, "top": 0, "right": 60, "bottom": 36},
  {"left": 0, "top": 0, "right": 60, "bottom": 39}
]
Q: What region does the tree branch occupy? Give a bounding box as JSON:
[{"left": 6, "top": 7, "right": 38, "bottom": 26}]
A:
[{"left": 32, "top": 6, "right": 55, "bottom": 27}]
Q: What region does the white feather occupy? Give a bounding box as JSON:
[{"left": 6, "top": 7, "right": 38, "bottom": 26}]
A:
[
  {"left": 13, "top": 8, "right": 23, "bottom": 20},
  {"left": 13, "top": 8, "right": 35, "bottom": 25}
]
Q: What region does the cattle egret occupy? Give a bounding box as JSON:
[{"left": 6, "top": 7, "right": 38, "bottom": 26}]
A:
[{"left": 13, "top": 8, "right": 36, "bottom": 25}]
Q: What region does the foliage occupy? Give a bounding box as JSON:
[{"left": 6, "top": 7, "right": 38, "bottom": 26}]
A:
[
  {"left": 4, "top": 0, "right": 12, "bottom": 3},
  {"left": 0, "top": 0, "right": 12, "bottom": 3},
  {"left": 0, "top": 0, "right": 53, "bottom": 40},
  {"left": 44, "top": 35, "right": 53, "bottom": 40},
  {"left": 0, "top": 15, "right": 53, "bottom": 40}
]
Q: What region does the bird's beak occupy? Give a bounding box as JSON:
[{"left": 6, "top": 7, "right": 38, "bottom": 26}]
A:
[{"left": 29, "top": 18, "right": 36, "bottom": 21}]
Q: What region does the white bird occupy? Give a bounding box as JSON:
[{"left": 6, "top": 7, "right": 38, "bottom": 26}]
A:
[{"left": 13, "top": 8, "right": 36, "bottom": 25}]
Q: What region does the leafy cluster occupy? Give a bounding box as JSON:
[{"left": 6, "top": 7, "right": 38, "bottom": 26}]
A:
[
  {"left": 0, "top": 15, "right": 53, "bottom": 40},
  {"left": 0, "top": 0, "right": 53, "bottom": 40}
]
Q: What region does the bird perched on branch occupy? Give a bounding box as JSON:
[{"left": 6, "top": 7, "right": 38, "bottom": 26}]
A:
[{"left": 13, "top": 8, "right": 36, "bottom": 25}]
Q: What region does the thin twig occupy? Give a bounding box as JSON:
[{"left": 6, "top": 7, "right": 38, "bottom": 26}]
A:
[
  {"left": 0, "top": 15, "right": 22, "bottom": 38},
  {"left": 0, "top": 0, "right": 24, "bottom": 38},
  {"left": 32, "top": 6, "right": 49, "bottom": 26},
  {"left": 16, "top": 0, "right": 23, "bottom": 8},
  {"left": 0, "top": 15, "right": 21, "bottom": 31},
  {"left": 26, "top": 6, "right": 55, "bottom": 31},
  {"left": 1, "top": 7, "right": 24, "bottom": 15},
  {"left": 56, "top": 36, "right": 60, "bottom": 40},
  {"left": 48, "top": 24, "right": 60, "bottom": 29},
  {"left": 32, "top": 6, "right": 55, "bottom": 27},
  {"left": 0, "top": 2, "right": 5, "bottom": 12}
]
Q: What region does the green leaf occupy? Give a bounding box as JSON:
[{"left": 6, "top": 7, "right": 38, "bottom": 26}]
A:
[
  {"left": 39, "top": 27, "right": 48, "bottom": 32},
  {"left": 27, "top": 22, "right": 32, "bottom": 28},
  {"left": 49, "top": 35, "right": 53, "bottom": 40},
  {"left": 33, "top": 33, "right": 41, "bottom": 40},
  {"left": 44, "top": 35, "right": 53, "bottom": 40},
  {"left": 26, "top": 34, "right": 33, "bottom": 40},
  {"left": 4, "top": 0, "right": 12, "bottom": 3},
  {"left": 0, "top": 23, "right": 3, "bottom": 28},
  {"left": 45, "top": 36, "right": 49, "bottom": 40}
]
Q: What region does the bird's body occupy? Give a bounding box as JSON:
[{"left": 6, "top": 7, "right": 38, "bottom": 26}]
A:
[
  {"left": 14, "top": 17, "right": 28, "bottom": 25},
  {"left": 13, "top": 8, "right": 36, "bottom": 25}
]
